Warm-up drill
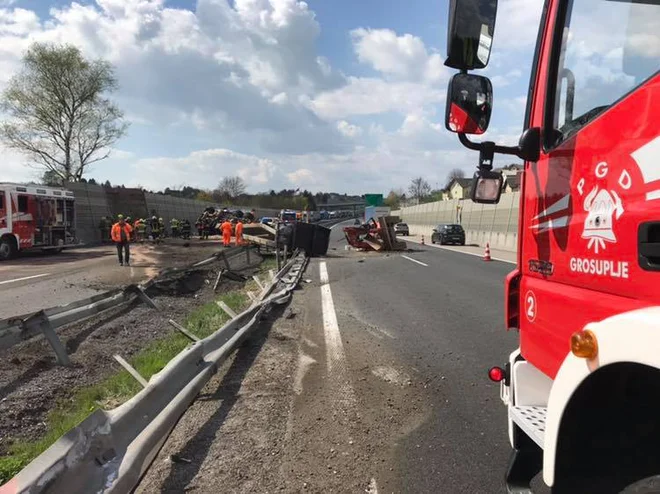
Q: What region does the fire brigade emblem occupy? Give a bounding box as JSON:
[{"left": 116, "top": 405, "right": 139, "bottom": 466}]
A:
[
  {"left": 576, "top": 160, "right": 628, "bottom": 254},
  {"left": 581, "top": 186, "right": 624, "bottom": 254}
]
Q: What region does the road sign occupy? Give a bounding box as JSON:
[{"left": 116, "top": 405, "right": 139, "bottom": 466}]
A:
[{"left": 364, "top": 194, "right": 383, "bottom": 206}]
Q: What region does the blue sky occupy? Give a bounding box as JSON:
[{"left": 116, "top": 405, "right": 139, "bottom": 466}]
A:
[{"left": 0, "top": 0, "right": 544, "bottom": 194}]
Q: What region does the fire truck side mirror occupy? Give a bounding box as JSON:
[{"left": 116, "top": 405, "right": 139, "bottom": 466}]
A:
[
  {"left": 470, "top": 170, "right": 503, "bottom": 204},
  {"left": 445, "top": 0, "right": 498, "bottom": 70},
  {"left": 445, "top": 73, "right": 493, "bottom": 135}
]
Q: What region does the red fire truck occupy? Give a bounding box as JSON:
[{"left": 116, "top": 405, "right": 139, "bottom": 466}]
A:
[
  {"left": 0, "top": 183, "right": 79, "bottom": 260},
  {"left": 444, "top": 0, "right": 660, "bottom": 492}
]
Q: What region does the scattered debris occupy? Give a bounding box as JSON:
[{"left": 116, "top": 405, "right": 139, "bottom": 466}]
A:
[
  {"left": 343, "top": 216, "right": 406, "bottom": 252},
  {"left": 170, "top": 454, "right": 192, "bottom": 464}
]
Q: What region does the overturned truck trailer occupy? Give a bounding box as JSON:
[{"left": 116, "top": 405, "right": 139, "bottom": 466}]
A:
[{"left": 343, "top": 216, "right": 406, "bottom": 252}]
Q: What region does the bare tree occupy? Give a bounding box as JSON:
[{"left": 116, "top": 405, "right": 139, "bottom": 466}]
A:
[
  {"left": 0, "top": 42, "right": 128, "bottom": 182},
  {"left": 408, "top": 177, "right": 432, "bottom": 202},
  {"left": 445, "top": 168, "right": 465, "bottom": 188},
  {"left": 216, "top": 176, "right": 247, "bottom": 198}
]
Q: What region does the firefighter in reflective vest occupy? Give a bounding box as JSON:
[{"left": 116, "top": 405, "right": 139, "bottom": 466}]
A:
[
  {"left": 170, "top": 218, "right": 180, "bottom": 238},
  {"left": 111, "top": 214, "right": 132, "bottom": 266},
  {"left": 221, "top": 219, "right": 232, "bottom": 247},
  {"left": 235, "top": 219, "right": 244, "bottom": 246}
]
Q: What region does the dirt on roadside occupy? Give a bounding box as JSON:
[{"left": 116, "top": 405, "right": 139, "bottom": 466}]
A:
[
  {"left": 0, "top": 249, "right": 262, "bottom": 455},
  {"left": 137, "top": 260, "right": 427, "bottom": 494}
]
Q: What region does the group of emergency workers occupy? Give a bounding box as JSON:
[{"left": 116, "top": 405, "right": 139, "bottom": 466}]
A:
[{"left": 107, "top": 207, "right": 256, "bottom": 266}]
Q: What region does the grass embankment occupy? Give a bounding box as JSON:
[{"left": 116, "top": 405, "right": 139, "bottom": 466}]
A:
[{"left": 0, "top": 258, "right": 278, "bottom": 484}]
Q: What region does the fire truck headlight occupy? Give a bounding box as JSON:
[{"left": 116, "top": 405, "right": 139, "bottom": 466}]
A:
[{"left": 570, "top": 329, "right": 598, "bottom": 360}]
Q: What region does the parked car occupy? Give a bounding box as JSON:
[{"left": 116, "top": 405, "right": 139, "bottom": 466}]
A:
[
  {"left": 394, "top": 222, "right": 409, "bottom": 236},
  {"left": 431, "top": 224, "right": 465, "bottom": 245}
]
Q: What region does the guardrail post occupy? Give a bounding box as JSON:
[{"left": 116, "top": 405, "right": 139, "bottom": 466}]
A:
[
  {"left": 113, "top": 355, "right": 148, "bottom": 387},
  {"left": 28, "top": 311, "right": 70, "bottom": 366},
  {"left": 276, "top": 222, "right": 281, "bottom": 271},
  {"left": 216, "top": 301, "right": 237, "bottom": 319},
  {"left": 168, "top": 319, "right": 200, "bottom": 342},
  {"left": 269, "top": 269, "right": 275, "bottom": 281},
  {"left": 134, "top": 286, "right": 159, "bottom": 310},
  {"left": 220, "top": 251, "right": 231, "bottom": 271},
  {"left": 252, "top": 275, "right": 264, "bottom": 291},
  {"left": 213, "top": 270, "right": 224, "bottom": 292}
]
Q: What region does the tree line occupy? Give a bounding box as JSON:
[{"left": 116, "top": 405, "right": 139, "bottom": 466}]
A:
[{"left": 384, "top": 168, "right": 466, "bottom": 209}]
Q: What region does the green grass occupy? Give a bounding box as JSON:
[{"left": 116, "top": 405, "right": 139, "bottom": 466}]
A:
[{"left": 0, "top": 288, "right": 250, "bottom": 484}]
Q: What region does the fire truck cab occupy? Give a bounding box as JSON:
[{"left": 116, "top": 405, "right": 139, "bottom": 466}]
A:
[
  {"left": 444, "top": 0, "right": 660, "bottom": 492},
  {"left": 0, "top": 183, "right": 79, "bottom": 260}
]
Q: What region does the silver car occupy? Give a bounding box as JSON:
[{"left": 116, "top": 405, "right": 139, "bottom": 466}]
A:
[{"left": 394, "top": 222, "right": 409, "bottom": 236}]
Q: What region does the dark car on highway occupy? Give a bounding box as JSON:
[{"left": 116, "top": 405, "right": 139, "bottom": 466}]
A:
[{"left": 431, "top": 224, "right": 465, "bottom": 245}]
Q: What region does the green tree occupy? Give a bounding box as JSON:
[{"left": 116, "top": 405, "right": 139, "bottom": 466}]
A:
[{"left": 0, "top": 42, "right": 128, "bottom": 183}]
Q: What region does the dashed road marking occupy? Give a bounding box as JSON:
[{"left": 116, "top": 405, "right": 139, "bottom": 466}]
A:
[
  {"left": 401, "top": 255, "right": 428, "bottom": 267},
  {"left": 0, "top": 273, "right": 50, "bottom": 285}
]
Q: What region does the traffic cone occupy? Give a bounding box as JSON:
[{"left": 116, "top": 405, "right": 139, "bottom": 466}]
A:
[
  {"left": 421, "top": 234, "right": 425, "bottom": 245},
  {"left": 483, "top": 243, "right": 492, "bottom": 261}
]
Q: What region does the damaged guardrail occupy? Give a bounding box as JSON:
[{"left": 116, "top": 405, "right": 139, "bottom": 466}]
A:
[
  {"left": 0, "top": 246, "right": 256, "bottom": 364},
  {"left": 1, "top": 250, "right": 308, "bottom": 494}
]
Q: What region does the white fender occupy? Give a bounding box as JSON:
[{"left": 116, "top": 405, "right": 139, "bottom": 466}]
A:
[{"left": 543, "top": 306, "right": 660, "bottom": 486}]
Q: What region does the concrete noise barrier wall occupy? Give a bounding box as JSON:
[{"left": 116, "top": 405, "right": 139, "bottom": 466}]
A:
[
  {"left": 64, "top": 181, "right": 283, "bottom": 244},
  {"left": 394, "top": 192, "right": 520, "bottom": 253}
]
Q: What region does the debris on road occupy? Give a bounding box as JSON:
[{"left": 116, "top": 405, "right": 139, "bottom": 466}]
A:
[{"left": 343, "top": 216, "right": 407, "bottom": 252}]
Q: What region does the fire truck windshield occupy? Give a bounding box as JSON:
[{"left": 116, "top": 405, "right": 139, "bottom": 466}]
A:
[{"left": 551, "top": 0, "right": 660, "bottom": 145}]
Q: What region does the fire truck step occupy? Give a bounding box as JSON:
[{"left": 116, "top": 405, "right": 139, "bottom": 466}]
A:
[{"left": 509, "top": 405, "right": 546, "bottom": 449}]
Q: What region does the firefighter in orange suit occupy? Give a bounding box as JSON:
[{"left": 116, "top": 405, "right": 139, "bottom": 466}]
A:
[
  {"left": 235, "top": 220, "right": 244, "bottom": 246},
  {"left": 111, "top": 214, "right": 133, "bottom": 266},
  {"left": 221, "top": 219, "right": 232, "bottom": 247}
]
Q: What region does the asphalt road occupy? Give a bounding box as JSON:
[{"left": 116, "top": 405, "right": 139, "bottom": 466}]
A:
[
  {"left": 139, "top": 221, "right": 524, "bottom": 493},
  {"left": 322, "top": 222, "right": 519, "bottom": 492},
  {"left": 0, "top": 239, "right": 225, "bottom": 318}
]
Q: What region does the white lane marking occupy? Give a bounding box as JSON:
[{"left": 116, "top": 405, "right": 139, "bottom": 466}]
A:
[
  {"left": 0, "top": 273, "right": 50, "bottom": 285},
  {"left": 319, "top": 261, "right": 356, "bottom": 405},
  {"left": 365, "top": 327, "right": 384, "bottom": 340},
  {"left": 407, "top": 237, "right": 516, "bottom": 264},
  {"left": 401, "top": 255, "right": 428, "bottom": 267}
]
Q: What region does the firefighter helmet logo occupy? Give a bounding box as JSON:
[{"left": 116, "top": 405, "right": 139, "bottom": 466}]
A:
[{"left": 581, "top": 187, "right": 624, "bottom": 253}]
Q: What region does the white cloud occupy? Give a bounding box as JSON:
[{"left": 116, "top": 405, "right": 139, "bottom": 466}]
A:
[
  {"left": 0, "top": 0, "right": 349, "bottom": 154},
  {"left": 351, "top": 28, "right": 446, "bottom": 83},
  {"left": 287, "top": 168, "right": 319, "bottom": 187},
  {"left": 128, "top": 148, "right": 281, "bottom": 191},
  {"left": 0, "top": 0, "right": 541, "bottom": 195},
  {"left": 309, "top": 77, "right": 445, "bottom": 120},
  {"left": 336, "top": 120, "right": 362, "bottom": 138}
]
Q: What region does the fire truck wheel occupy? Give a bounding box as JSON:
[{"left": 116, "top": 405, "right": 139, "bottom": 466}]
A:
[{"left": 0, "top": 237, "right": 16, "bottom": 260}]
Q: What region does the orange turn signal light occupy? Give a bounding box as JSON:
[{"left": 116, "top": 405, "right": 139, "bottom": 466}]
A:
[{"left": 570, "top": 329, "right": 598, "bottom": 360}]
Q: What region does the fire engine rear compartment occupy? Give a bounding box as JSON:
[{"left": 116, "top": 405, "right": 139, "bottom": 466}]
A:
[
  {"left": 0, "top": 186, "right": 77, "bottom": 253},
  {"left": 29, "top": 194, "right": 75, "bottom": 248}
]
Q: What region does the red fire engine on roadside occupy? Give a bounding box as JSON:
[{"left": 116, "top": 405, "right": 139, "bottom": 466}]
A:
[
  {"left": 0, "top": 183, "right": 80, "bottom": 260},
  {"left": 444, "top": 0, "right": 660, "bottom": 492}
]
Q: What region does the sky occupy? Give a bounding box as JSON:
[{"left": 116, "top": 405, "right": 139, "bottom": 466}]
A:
[{"left": 0, "top": 0, "right": 546, "bottom": 194}]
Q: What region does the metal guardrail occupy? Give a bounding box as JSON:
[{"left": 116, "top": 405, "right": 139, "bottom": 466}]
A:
[
  {"left": 0, "top": 246, "right": 255, "bottom": 364},
  {"left": 3, "top": 250, "right": 307, "bottom": 494}
]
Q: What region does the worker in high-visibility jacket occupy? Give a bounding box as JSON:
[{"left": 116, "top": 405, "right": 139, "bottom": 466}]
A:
[
  {"left": 111, "top": 214, "right": 133, "bottom": 266},
  {"left": 235, "top": 220, "right": 244, "bottom": 246},
  {"left": 221, "top": 219, "right": 232, "bottom": 247}
]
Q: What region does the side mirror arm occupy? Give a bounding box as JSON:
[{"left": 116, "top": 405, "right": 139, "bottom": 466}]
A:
[{"left": 457, "top": 127, "right": 541, "bottom": 165}]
